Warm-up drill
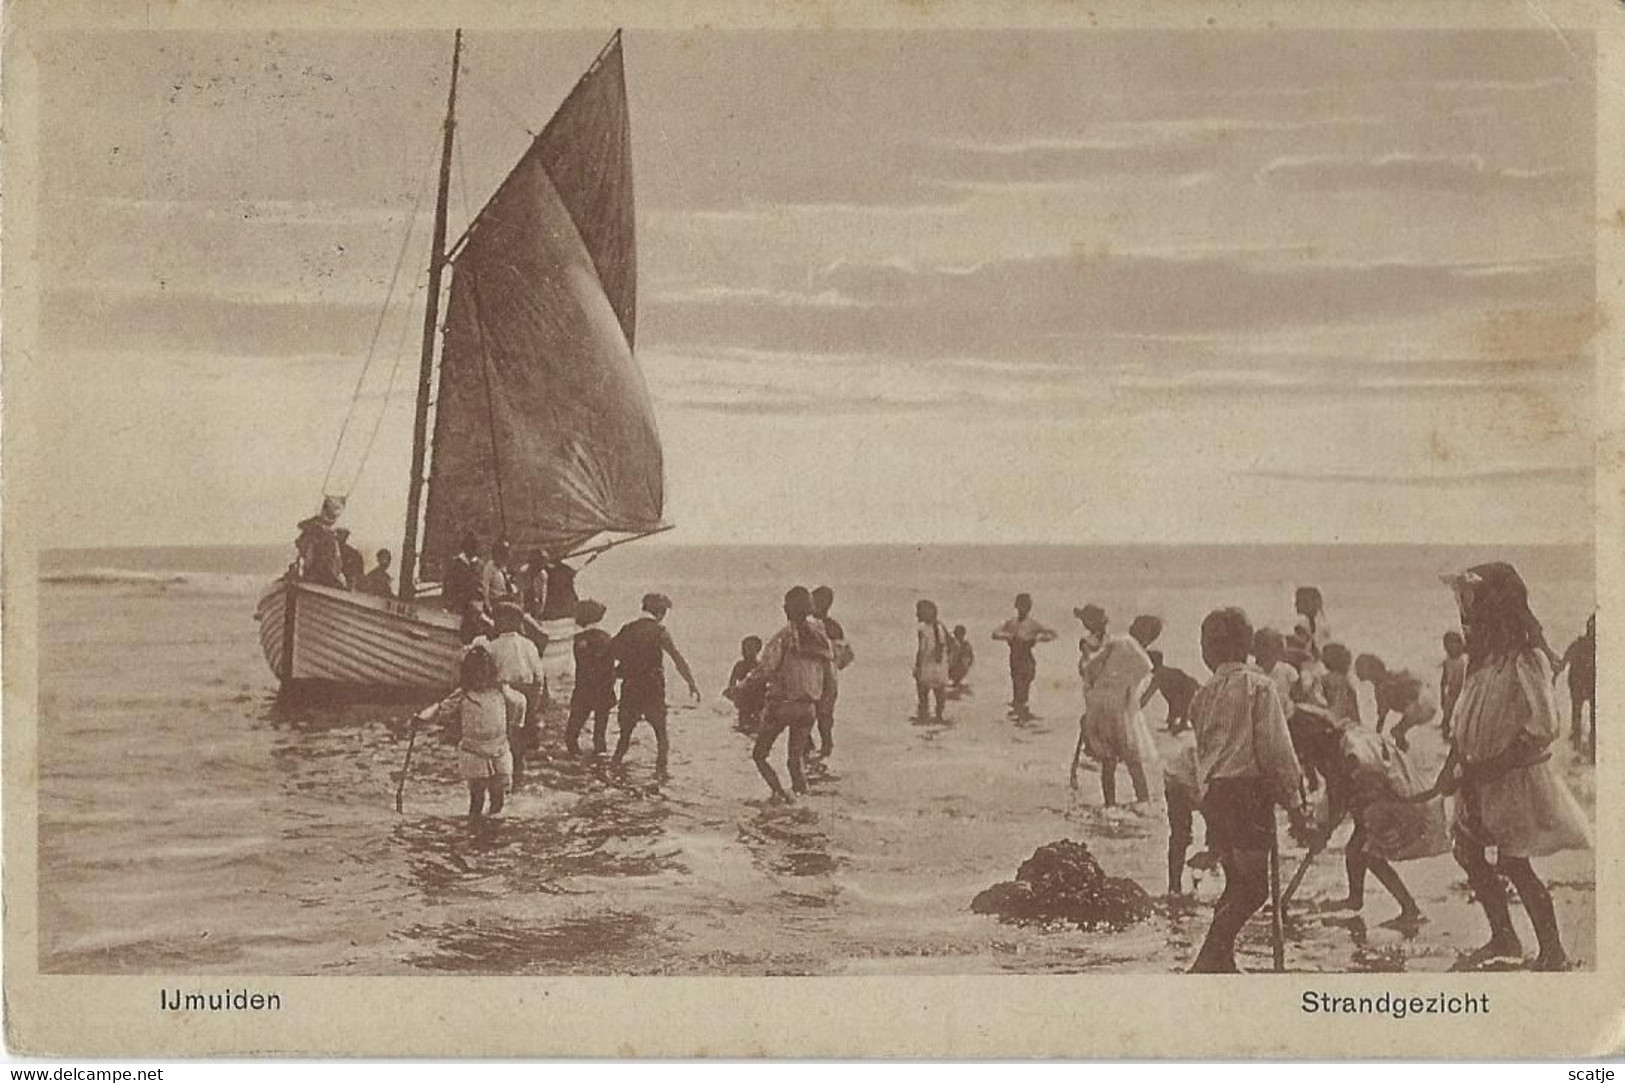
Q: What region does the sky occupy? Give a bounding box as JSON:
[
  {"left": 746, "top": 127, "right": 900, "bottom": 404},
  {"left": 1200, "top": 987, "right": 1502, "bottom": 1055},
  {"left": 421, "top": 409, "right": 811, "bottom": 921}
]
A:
[{"left": 27, "top": 28, "right": 1599, "bottom": 550}]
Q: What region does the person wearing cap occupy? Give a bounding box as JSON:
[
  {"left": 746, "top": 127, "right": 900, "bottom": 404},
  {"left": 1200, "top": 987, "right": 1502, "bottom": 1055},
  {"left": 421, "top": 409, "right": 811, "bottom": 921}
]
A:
[
  {"left": 610, "top": 593, "right": 700, "bottom": 773},
  {"left": 566, "top": 599, "right": 617, "bottom": 755},
  {"left": 1435, "top": 563, "right": 1590, "bottom": 971},
  {"left": 745, "top": 587, "right": 836, "bottom": 801},
  {"left": 992, "top": 594, "right": 1057, "bottom": 721},
  {"left": 472, "top": 601, "right": 546, "bottom": 784},
  {"left": 335, "top": 529, "right": 365, "bottom": 591}
]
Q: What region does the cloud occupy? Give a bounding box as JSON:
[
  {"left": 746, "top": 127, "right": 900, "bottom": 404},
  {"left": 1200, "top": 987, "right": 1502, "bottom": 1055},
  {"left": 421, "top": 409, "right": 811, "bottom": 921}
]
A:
[
  {"left": 650, "top": 285, "right": 876, "bottom": 309},
  {"left": 1257, "top": 153, "right": 1586, "bottom": 194},
  {"left": 1243, "top": 465, "right": 1592, "bottom": 488},
  {"left": 43, "top": 287, "right": 379, "bottom": 358},
  {"left": 643, "top": 249, "right": 1593, "bottom": 363}
]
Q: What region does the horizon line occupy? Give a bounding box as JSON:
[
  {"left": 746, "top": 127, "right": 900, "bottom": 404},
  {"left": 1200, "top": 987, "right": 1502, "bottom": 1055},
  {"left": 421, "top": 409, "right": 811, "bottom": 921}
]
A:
[{"left": 39, "top": 538, "right": 1594, "bottom": 554}]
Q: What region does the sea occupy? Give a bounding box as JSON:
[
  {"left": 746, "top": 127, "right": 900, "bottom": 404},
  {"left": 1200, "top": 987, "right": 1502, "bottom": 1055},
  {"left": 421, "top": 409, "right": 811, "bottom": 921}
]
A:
[{"left": 33, "top": 543, "right": 1596, "bottom": 975}]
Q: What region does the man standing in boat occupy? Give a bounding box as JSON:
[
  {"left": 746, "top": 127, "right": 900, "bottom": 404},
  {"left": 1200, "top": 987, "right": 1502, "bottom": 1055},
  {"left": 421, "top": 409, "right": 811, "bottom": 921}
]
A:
[
  {"left": 481, "top": 539, "right": 516, "bottom": 611},
  {"left": 358, "top": 549, "right": 394, "bottom": 597},
  {"left": 335, "top": 529, "right": 365, "bottom": 592},
  {"left": 537, "top": 551, "right": 580, "bottom": 622},
  {"left": 610, "top": 593, "right": 701, "bottom": 774},
  {"left": 293, "top": 497, "right": 347, "bottom": 588},
  {"left": 443, "top": 532, "right": 483, "bottom": 614}
]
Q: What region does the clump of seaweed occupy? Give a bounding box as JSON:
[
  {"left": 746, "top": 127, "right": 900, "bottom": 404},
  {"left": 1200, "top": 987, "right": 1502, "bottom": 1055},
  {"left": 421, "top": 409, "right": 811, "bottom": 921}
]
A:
[{"left": 971, "top": 839, "right": 1153, "bottom": 931}]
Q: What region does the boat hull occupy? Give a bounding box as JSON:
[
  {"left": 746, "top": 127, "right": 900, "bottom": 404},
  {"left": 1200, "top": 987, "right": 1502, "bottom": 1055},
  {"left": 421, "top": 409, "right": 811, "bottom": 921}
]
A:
[{"left": 254, "top": 579, "right": 464, "bottom": 691}]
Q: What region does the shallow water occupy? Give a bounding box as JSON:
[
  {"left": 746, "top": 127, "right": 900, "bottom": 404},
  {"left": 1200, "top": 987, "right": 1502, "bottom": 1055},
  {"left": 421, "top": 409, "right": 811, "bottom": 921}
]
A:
[{"left": 36, "top": 544, "right": 1596, "bottom": 974}]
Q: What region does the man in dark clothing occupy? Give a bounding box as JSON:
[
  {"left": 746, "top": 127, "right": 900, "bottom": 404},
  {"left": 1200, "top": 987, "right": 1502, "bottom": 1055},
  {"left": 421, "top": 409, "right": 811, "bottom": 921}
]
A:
[
  {"left": 334, "top": 529, "right": 365, "bottom": 590},
  {"left": 295, "top": 518, "right": 346, "bottom": 588},
  {"left": 566, "top": 600, "right": 617, "bottom": 755},
  {"left": 358, "top": 549, "right": 394, "bottom": 597},
  {"left": 610, "top": 593, "right": 701, "bottom": 773},
  {"left": 443, "top": 532, "right": 483, "bottom": 614},
  {"left": 810, "top": 585, "right": 851, "bottom": 758},
  {"left": 538, "top": 553, "right": 580, "bottom": 622},
  {"left": 1554, "top": 613, "right": 1596, "bottom": 761},
  {"left": 1143, "top": 649, "right": 1201, "bottom": 732}
]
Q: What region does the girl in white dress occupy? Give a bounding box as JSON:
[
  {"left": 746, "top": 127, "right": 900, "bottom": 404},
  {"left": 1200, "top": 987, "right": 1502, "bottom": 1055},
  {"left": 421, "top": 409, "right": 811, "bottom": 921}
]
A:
[{"left": 1435, "top": 562, "right": 1591, "bottom": 971}]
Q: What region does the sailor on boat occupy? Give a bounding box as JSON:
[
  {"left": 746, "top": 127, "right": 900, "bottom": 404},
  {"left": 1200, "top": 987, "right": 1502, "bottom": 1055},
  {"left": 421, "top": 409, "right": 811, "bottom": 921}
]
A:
[
  {"left": 255, "top": 30, "right": 672, "bottom": 692},
  {"left": 481, "top": 540, "right": 517, "bottom": 611},
  {"left": 335, "top": 529, "right": 365, "bottom": 591},
  {"left": 357, "top": 549, "right": 394, "bottom": 597},
  {"left": 291, "top": 496, "right": 348, "bottom": 589},
  {"left": 443, "top": 532, "right": 484, "bottom": 615}
]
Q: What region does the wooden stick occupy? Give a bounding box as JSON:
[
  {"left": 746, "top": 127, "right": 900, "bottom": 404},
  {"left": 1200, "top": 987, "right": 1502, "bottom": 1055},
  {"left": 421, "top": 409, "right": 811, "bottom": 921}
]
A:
[
  {"left": 1270, "top": 826, "right": 1286, "bottom": 973},
  {"left": 1068, "top": 718, "right": 1088, "bottom": 790},
  {"left": 1279, "top": 842, "right": 1323, "bottom": 913},
  {"left": 395, "top": 713, "right": 422, "bottom": 814}
]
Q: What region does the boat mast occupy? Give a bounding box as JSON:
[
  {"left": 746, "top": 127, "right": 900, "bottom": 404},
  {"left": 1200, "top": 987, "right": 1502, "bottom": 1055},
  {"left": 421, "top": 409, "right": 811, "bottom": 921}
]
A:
[{"left": 398, "top": 28, "right": 462, "bottom": 602}]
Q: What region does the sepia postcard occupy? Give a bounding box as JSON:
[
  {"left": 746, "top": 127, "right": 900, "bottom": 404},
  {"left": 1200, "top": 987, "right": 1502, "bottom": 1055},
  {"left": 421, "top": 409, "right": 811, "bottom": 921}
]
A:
[{"left": 3, "top": 0, "right": 1622, "bottom": 1059}]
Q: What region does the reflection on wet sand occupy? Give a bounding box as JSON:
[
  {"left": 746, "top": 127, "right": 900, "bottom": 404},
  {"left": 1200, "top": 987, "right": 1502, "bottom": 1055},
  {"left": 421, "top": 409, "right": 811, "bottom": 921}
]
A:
[{"left": 403, "top": 911, "right": 658, "bottom": 974}]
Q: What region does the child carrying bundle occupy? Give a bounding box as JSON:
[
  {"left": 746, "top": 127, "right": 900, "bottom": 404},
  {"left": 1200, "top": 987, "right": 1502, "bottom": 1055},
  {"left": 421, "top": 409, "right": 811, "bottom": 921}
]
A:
[{"left": 1309, "top": 720, "right": 1448, "bottom": 927}]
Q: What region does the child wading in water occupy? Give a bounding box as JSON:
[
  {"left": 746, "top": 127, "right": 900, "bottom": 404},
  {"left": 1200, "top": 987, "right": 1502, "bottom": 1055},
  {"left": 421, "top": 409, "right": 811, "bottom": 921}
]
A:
[
  {"left": 1354, "top": 654, "right": 1437, "bottom": 752},
  {"left": 1437, "top": 563, "right": 1592, "bottom": 971},
  {"left": 914, "top": 600, "right": 951, "bottom": 723},
  {"left": 723, "top": 635, "right": 766, "bottom": 732},
  {"left": 947, "top": 625, "right": 975, "bottom": 694},
  {"left": 1188, "top": 607, "right": 1308, "bottom": 973},
  {"left": 1302, "top": 715, "right": 1438, "bottom": 929},
  {"left": 1162, "top": 708, "right": 1207, "bottom": 897},
  {"left": 1143, "top": 650, "right": 1200, "bottom": 732},
  {"left": 747, "top": 588, "right": 835, "bottom": 802},
  {"left": 414, "top": 646, "right": 526, "bottom": 819},
  {"left": 993, "top": 594, "right": 1057, "bottom": 720}
]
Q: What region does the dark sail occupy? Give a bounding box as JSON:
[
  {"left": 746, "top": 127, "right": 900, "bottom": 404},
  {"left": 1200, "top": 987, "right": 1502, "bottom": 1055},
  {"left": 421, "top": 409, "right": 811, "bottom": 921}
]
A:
[{"left": 421, "top": 36, "right": 662, "bottom": 574}]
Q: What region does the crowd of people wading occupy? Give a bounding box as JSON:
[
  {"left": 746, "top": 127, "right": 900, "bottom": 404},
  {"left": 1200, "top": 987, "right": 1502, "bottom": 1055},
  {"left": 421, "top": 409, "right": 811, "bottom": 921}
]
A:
[{"left": 288, "top": 513, "right": 1598, "bottom": 974}]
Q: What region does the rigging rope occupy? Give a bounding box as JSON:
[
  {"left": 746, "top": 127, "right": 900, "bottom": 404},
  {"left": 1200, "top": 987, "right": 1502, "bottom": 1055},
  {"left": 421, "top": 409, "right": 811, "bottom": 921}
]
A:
[
  {"left": 318, "top": 133, "right": 441, "bottom": 498},
  {"left": 345, "top": 270, "right": 426, "bottom": 496}
]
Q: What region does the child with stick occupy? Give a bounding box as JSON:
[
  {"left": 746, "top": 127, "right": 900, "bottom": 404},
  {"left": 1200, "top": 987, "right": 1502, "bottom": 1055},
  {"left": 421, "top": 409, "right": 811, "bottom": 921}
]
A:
[
  {"left": 412, "top": 646, "right": 526, "bottom": 819},
  {"left": 1188, "top": 607, "right": 1308, "bottom": 973}
]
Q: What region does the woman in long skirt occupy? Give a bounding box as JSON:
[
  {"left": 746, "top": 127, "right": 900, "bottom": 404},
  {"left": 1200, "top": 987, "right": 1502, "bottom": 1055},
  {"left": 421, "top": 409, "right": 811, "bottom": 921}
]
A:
[{"left": 1436, "top": 562, "right": 1591, "bottom": 971}]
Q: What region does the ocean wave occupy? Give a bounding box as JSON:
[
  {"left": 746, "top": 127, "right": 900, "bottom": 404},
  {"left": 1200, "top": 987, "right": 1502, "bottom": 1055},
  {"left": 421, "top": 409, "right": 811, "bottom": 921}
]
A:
[{"left": 40, "top": 567, "right": 269, "bottom": 594}]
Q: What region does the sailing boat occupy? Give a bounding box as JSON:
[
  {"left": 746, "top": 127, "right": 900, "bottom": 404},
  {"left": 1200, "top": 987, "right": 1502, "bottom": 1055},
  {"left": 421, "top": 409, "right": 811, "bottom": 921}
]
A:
[{"left": 255, "top": 30, "right": 667, "bottom": 690}]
